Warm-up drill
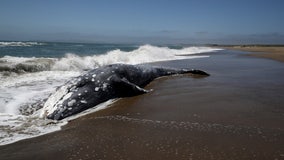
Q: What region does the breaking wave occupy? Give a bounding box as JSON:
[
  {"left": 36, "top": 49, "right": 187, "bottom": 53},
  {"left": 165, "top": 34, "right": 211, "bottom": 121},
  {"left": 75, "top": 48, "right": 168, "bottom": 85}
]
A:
[
  {"left": 0, "top": 45, "right": 221, "bottom": 73},
  {"left": 0, "top": 41, "right": 45, "bottom": 47}
]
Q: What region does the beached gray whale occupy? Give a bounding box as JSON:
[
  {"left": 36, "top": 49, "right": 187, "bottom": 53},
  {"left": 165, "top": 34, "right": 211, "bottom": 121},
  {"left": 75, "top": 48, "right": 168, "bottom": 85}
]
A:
[{"left": 41, "top": 64, "right": 209, "bottom": 120}]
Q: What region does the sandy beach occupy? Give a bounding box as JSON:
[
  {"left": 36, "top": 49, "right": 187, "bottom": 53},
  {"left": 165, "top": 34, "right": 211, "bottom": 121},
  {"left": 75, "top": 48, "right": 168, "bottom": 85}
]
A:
[
  {"left": 1, "top": 49, "right": 284, "bottom": 160},
  {"left": 220, "top": 45, "right": 284, "bottom": 62}
]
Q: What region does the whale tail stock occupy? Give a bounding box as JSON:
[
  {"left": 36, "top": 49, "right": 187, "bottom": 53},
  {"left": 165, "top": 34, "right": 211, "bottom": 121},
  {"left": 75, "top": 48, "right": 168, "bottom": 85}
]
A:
[
  {"left": 154, "top": 66, "right": 209, "bottom": 77},
  {"left": 183, "top": 69, "right": 210, "bottom": 76}
]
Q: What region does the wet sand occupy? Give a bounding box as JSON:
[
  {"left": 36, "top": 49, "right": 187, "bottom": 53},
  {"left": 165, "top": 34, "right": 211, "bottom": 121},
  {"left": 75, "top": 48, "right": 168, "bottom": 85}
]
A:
[{"left": 1, "top": 50, "right": 284, "bottom": 160}]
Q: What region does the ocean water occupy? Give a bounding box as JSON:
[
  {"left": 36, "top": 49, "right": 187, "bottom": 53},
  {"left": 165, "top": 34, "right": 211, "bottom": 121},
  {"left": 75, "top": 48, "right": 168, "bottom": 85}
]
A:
[{"left": 0, "top": 41, "right": 222, "bottom": 145}]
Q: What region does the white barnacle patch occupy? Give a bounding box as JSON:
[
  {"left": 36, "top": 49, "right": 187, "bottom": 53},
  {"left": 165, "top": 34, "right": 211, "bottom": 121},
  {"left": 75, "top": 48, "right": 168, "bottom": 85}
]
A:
[
  {"left": 107, "top": 76, "right": 112, "bottom": 81},
  {"left": 84, "top": 90, "right": 88, "bottom": 93},
  {"left": 42, "top": 89, "right": 73, "bottom": 117},
  {"left": 97, "top": 80, "right": 100, "bottom": 83},
  {"left": 101, "top": 72, "right": 104, "bottom": 74},
  {"left": 80, "top": 100, "right": 87, "bottom": 104},
  {"left": 102, "top": 83, "right": 109, "bottom": 90},
  {"left": 78, "top": 93, "right": 81, "bottom": 96},
  {"left": 67, "top": 99, "right": 76, "bottom": 107},
  {"left": 92, "top": 74, "right": 96, "bottom": 78},
  {"left": 91, "top": 78, "right": 95, "bottom": 82},
  {"left": 95, "top": 87, "right": 100, "bottom": 91}
]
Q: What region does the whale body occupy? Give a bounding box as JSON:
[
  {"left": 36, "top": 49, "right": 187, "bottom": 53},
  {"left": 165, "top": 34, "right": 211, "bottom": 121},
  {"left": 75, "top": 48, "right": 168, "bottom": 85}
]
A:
[{"left": 41, "top": 64, "right": 209, "bottom": 120}]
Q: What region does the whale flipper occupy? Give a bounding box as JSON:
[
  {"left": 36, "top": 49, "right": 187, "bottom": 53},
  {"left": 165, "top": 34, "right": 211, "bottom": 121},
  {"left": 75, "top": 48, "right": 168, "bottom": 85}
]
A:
[{"left": 113, "top": 77, "right": 149, "bottom": 97}]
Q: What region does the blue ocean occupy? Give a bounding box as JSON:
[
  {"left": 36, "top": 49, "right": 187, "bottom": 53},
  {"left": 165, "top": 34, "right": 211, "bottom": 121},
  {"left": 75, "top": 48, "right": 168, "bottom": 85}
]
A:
[
  {"left": 0, "top": 41, "right": 221, "bottom": 145},
  {"left": 0, "top": 42, "right": 139, "bottom": 58}
]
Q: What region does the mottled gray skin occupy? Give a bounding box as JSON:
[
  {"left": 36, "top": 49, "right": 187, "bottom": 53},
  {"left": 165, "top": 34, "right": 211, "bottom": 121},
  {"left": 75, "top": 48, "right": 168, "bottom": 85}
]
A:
[{"left": 46, "top": 64, "right": 209, "bottom": 120}]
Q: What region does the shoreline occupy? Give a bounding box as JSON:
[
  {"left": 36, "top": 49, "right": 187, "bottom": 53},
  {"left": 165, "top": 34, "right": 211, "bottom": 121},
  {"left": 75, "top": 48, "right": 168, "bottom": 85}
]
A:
[{"left": 1, "top": 50, "right": 284, "bottom": 159}]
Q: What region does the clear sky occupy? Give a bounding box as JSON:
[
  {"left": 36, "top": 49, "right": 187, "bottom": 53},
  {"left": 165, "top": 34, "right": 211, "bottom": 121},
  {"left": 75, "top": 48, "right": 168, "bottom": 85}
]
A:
[{"left": 1, "top": 0, "right": 284, "bottom": 44}]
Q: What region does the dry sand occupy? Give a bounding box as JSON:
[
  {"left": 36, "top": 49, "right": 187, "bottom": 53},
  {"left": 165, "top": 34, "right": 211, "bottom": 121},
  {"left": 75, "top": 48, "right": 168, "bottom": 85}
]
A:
[{"left": 0, "top": 49, "right": 284, "bottom": 160}]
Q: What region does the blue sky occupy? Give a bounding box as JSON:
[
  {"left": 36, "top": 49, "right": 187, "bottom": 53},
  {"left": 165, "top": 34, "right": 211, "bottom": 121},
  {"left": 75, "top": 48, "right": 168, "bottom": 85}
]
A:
[{"left": 1, "top": 0, "right": 284, "bottom": 44}]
